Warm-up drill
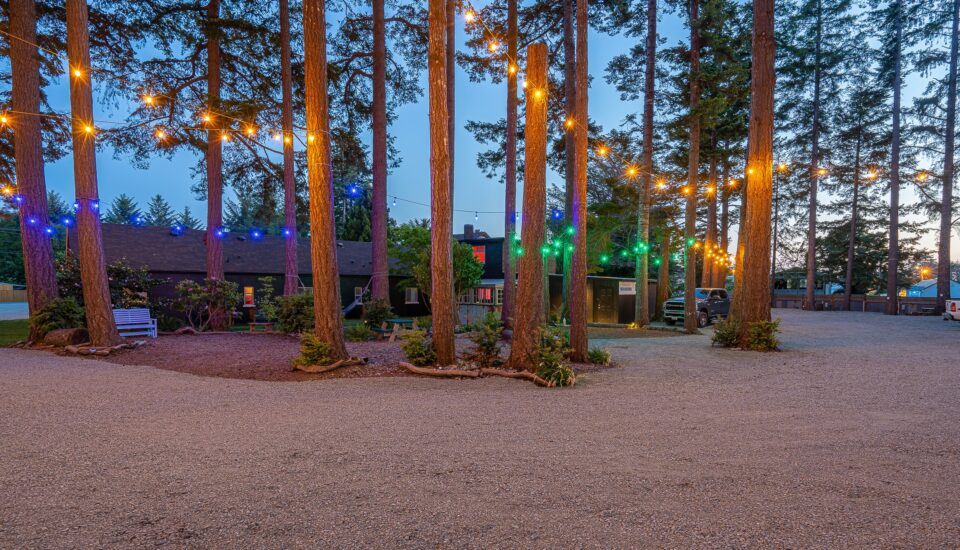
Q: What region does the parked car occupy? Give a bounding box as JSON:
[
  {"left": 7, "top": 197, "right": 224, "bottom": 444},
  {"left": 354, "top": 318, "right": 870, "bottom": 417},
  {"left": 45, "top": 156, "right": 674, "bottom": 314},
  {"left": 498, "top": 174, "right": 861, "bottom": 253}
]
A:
[
  {"left": 663, "top": 288, "right": 730, "bottom": 328},
  {"left": 945, "top": 300, "right": 960, "bottom": 322}
]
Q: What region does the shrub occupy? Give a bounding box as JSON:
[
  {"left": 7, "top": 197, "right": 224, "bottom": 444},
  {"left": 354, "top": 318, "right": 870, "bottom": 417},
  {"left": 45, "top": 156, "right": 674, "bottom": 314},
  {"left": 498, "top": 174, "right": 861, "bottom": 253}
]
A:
[
  {"left": 173, "top": 279, "right": 240, "bottom": 331},
  {"left": 256, "top": 276, "right": 279, "bottom": 322},
  {"left": 587, "top": 347, "right": 611, "bottom": 366},
  {"left": 295, "top": 333, "right": 333, "bottom": 366},
  {"left": 535, "top": 326, "right": 576, "bottom": 387},
  {"left": 276, "top": 293, "right": 314, "bottom": 334},
  {"left": 29, "top": 297, "right": 84, "bottom": 338},
  {"left": 462, "top": 312, "right": 503, "bottom": 368},
  {"left": 345, "top": 323, "right": 372, "bottom": 342},
  {"left": 57, "top": 255, "right": 160, "bottom": 308},
  {"left": 711, "top": 318, "right": 741, "bottom": 348},
  {"left": 414, "top": 316, "right": 432, "bottom": 331},
  {"left": 400, "top": 331, "right": 436, "bottom": 366},
  {"left": 748, "top": 319, "right": 781, "bottom": 351},
  {"left": 361, "top": 299, "right": 393, "bottom": 329}
]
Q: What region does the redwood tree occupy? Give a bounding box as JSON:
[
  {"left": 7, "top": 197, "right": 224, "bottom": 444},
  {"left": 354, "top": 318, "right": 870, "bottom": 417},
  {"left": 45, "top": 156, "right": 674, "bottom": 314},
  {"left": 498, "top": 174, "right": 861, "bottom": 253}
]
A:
[
  {"left": 635, "top": 0, "right": 657, "bottom": 327},
  {"left": 885, "top": 0, "right": 903, "bottom": 315},
  {"left": 280, "top": 0, "right": 298, "bottom": 296},
  {"left": 204, "top": 0, "right": 227, "bottom": 330},
  {"left": 507, "top": 43, "right": 548, "bottom": 371},
  {"left": 9, "top": 0, "right": 58, "bottom": 340},
  {"left": 569, "top": 0, "right": 589, "bottom": 362},
  {"left": 937, "top": 0, "right": 959, "bottom": 313},
  {"left": 446, "top": 0, "right": 456, "bottom": 199},
  {"left": 65, "top": 0, "right": 120, "bottom": 347},
  {"left": 371, "top": 0, "right": 389, "bottom": 301},
  {"left": 304, "top": 0, "right": 348, "bottom": 361},
  {"left": 428, "top": 0, "right": 456, "bottom": 365},
  {"left": 732, "top": 0, "right": 775, "bottom": 345},
  {"left": 683, "top": 0, "right": 702, "bottom": 333},
  {"left": 501, "top": 0, "right": 519, "bottom": 328}
]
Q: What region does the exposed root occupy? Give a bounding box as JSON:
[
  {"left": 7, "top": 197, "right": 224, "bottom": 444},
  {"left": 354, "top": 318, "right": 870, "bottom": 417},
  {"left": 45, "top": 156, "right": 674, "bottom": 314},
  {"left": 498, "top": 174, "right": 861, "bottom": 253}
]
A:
[
  {"left": 399, "top": 362, "right": 481, "bottom": 378},
  {"left": 293, "top": 357, "right": 368, "bottom": 374},
  {"left": 480, "top": 368, "right": 555, "bottom": 387}
]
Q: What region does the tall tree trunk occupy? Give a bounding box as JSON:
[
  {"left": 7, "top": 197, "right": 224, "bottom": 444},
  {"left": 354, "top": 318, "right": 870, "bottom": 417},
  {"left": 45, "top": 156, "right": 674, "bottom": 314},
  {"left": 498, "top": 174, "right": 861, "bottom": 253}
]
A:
[
  {"left": 507, "top": 44, "right": 548, "bottom": 371},
  {"left": 569, "top": 0, "right": 589, "bottom": 361},
  {"left": 804, "top": 0, "right": 823, "bottom": 312},
  {"left": 65, "top": 0, "right": 120, "bottom": 347},
  {"left": 843, "top": 135, "right": 863, "bottom": 311},
  {"left": 702, "top": 152, "right": 718, "bottom": 288},
  {"left": 719, "top": 163, "right": 730, "bottom": 286},
  {"left": 10, "top": 0, "right": 58, "bottom": 341},
  {"left": 733, "top": 0, "right": 775, "bottom": 346},
  {"left": 205, "top": 0, "right": 227, "bottom": 330},
  {"left": 428, "top": 0, "right": 455, "bottom": 365},
  {"left": 280, "top": 0, "right": 298, "bottom": 296},
  {"left": 635, "top": 0, "right": 657, "bottom": 327},
  {"left": 304, "top": 0, "right": 348, "bottom": 361},
  {"left": 886, "top": 0, "right": 903, "bottom": 315},
  {"left": 770, "top": 165, "right": 779, "bottom": 305},
  {"left": 371, "top": 0, "right": 389, "bottom": 301},
  {"left": 683, "top": 0, "right": 701, "bottom": 334},
  {"left": 938, "top": 0, "right": 959, "bottom": 313},
  {"left": 446, "top": 0, "right": 455, "bottom": 200},
  {"left": 501, "top": 0, "right": 519, "bottom": 328},
  {"left": 561, "top": 0, "right": 576, "bottom": 319},
  {"left": 655, "top": 232, "right": 672, "bottom": 320}
]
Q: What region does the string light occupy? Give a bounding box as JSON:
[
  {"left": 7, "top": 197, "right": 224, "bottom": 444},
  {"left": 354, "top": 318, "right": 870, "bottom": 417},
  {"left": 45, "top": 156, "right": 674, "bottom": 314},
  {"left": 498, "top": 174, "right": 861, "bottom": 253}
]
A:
[
  {"left": 777, "top": 162, "right": 788, "bottom": 172},
  {"left": 307, "top": 134, "right": 316, "bottom": 144},
  {"left": 284, "top": 136, "right": 293, "bottom": 144},
  {"left": 916, "top": 171, "right": 928, "bottom": 183},
  {"left": 488, "top": 41, "right": 500, "bottom": 53},
  {"left": 83, "top": 124, "right": 94, "bottom": 134},
  {"left": 817, "top": 167, "right": 827, "bottom": 176},
  {"left": 154, "top": 128, "right": 167, "bottom": 140},
  {"left": 533, "top": 89, "right": 543, "bottom": 99},
  {"left": 728, "top": 179, "right": 739, "bottom": 188},
  {"left": 682, "top": 186, "right": 692, "bottom": 195},
  {"left": 866, "top": 170, "right": 878, "bottom": 180},
  {"left": 626, "top": 166, "right": 638, "bottom": 178},
  {"left": 245, "top": 126, "right": 256, "bottom": 137},
  {"left": 564, "top": 117, "right": 574, "bottom": 130},
  {"left": 706, "top": 185, "right": 715, "bottom": 194},
  {"left": 273, "top": 133, "right": 282, "bottom": 141},
  {"left": 143, "top": 95, "right": 155, "bottom": 106},
  {"left": 656, "top": 179, "right": 666, "bottom": 191},
  {"left": 0, "top": 114, "right": 9, "bottom": 125},
  {"left": 508, "top": 64, "right": 517, "bottom": 75},
  {"left": 464, "top": 10, "right": 476, "bottom": 23},
  {"left": 202, "top": 113, "right": 212, "bottom": 123},
  {"left": 474, "top": 211, "right": 479, "bottom": 220},
  {"left": 221, "top": 131, "right": 231, "bottom": 142},
  {"left": 72, "top": 67, "right": 82, "bottom": 78},
  {"left": 596, "top": 145, "right": 609, "bottom": 157}
]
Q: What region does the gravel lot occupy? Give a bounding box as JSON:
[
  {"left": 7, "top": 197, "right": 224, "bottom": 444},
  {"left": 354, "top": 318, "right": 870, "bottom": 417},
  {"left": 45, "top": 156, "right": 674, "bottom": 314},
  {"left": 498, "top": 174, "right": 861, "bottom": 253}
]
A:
[{"left": 1, "top": 309, "right": 959, "bottom": 548}]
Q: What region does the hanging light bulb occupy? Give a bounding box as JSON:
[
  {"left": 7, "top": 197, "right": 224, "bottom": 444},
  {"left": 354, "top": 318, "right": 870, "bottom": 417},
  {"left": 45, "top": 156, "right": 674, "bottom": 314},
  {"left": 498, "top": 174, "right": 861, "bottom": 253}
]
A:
[
  {"left": 596, "top": 145, "right": 609, "bottom": 157},
  {"left": 155, "top": 128, "right": 167, "bottom": 140},
  {"left": 464, "top": 9, "right": 476, "bottom": 22},
  {"left": 273, "top": 132, "right": 282, "bottom": 141},
  {"left": 564, "top": 117, "right": 575, "bottom": 130},
  {"left": 474, "top": 211, "right": 479, "bottom": 221},
  {"left": 143, "top": 94, "right": 155, "bottom": 106},
  {"left": 245, "top": 126, "right": 256, "bottom": 136},
  {"left": 392, "top": 197, "right": 397, "bottom": 207},
  {"left": 488, "top": 40, "right": 500, "bottom": 53},
  {"left": 0, "top": 114, "right": 10, "bottom": 125},
  {"left": 626, "top": 166, "right": 638, "bottom": 178},
  {"left": 221, "top": 131, "right": 231, "bottom": 142}
]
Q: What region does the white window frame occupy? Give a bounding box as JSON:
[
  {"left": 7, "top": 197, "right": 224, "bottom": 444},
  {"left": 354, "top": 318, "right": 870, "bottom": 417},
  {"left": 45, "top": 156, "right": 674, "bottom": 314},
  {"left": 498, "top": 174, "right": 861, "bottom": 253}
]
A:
[{"left": 404, "top": 287, "right": 419, "bottom": 304}]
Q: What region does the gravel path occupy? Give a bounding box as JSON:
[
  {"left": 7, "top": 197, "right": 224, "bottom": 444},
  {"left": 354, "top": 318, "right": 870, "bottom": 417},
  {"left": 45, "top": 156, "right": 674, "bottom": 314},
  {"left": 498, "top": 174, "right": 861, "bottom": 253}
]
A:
[{"left": 1, "top": 309, "right": 959, "bottom": 548}]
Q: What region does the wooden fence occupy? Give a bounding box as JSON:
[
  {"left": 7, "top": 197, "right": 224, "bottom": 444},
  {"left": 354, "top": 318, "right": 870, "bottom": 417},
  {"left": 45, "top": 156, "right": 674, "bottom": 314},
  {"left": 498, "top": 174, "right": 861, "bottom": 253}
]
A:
[
  {"left": 0, "top": 289, "right": 27, "bottom": 303},
  {"left": 773, "top": 293, "right": 938, "bottom": 315}
]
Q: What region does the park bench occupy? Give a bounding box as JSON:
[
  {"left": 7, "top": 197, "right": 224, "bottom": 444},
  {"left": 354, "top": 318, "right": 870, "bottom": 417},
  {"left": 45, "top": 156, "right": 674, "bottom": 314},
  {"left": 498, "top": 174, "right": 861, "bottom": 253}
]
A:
[
  {"left": 112, "top": 308, "right": 157, "bottom": 338},
  {"left": 248, "top": 322, "right": 274, "bottom": 333}
]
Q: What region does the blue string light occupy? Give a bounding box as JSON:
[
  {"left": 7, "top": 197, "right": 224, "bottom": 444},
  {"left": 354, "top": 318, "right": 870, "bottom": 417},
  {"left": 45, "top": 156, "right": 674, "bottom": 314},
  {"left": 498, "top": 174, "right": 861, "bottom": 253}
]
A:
[
  {"left": 214, "top": 226, "right": 226, "bottom": 239},
  {"left": 170, "top": 223, "right": 184, "bottom": 236},
  {"left": 60, "top": 216, "right": 74, "bottom": 227},
  {"left": 26, "top": 216, "right": 38, "bottom": 225},
  {"left": 13, "top": 194, "right": 24, "bottom": 206},
  {"left": 282, "top": 228, "right": 293, "bottom": 238},
  {"left": 347, "top": 184, "right": 361, "bottom": 198},
  {"left": 249, "top": 228, "right": 263, "bottom": 240},
  {"left": 551, "top": 209, "right": 563, "bottom": 220},
  {"left": 44, "top": 226, "right": 55, "bottom": 236}
]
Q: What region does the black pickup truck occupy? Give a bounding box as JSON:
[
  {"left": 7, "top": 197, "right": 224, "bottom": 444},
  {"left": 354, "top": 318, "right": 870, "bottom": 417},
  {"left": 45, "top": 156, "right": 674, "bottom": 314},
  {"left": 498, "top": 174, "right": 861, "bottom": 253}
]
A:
[{"left": 663, "top": 288, "right": 731, "bottom": 328}]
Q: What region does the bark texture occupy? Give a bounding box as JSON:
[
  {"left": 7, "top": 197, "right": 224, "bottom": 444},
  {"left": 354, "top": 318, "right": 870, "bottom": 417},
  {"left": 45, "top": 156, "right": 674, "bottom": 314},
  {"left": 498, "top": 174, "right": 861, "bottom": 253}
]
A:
[
  {"left": 886, "top": 0, "right": 903, "bottom": 315},
  {"left": 428, "top": 0, "right": 456, "bottom": 365},
  {"left": 655, "top": 233, "right": 672, "bottom": 320},
  {"left": 10, "top": 0, "right": 58, "bottom": 340},
  {"left": 507, "top": 44, "right": 548, "bottom": 372},
  {"left": 280, "top": 0, "right": 298, "bottom": 296},
  {"left": 65, "top": 0, "right": 120, "bottom": 347},
  {"left": 205, "top": 0, "right": 224, "bottom": 282},
  {"left": 804, "top": 0, "right": 822, "bottom": 312},
  {"left": 635, "top": 0, "right": 657, "bottom": 327},
  {"left": 937, "top": 0, "right": 959, "bottom": 313},
  {"left": 843, "top": 139, "right": 863, "bottom": 311},
  {"left": 569, "top": 0, "right": 589, "bottom": 361},
  {"left": 370, "top": 0, "right": 389, "bottom": 301},
  {"left": 446, "top": 0, "right": 455, "bottom": 199},
  {"left": 733, "top": 0, "right": 775, "bottom": 346},
  {"left": 501, "top": 0, "right": 519, "bottom": 328},
  {"left": 702, "top": 153, "right": 718, "bottom": 288},
  {"left": 561, "top": 0, "right": 576, "bottom": 319},
  {"left": 304, "top": 0, "right": 348, "bottom": 361},
  {"left": 683, "top": 0, "right": 701, "bottom": 334}
]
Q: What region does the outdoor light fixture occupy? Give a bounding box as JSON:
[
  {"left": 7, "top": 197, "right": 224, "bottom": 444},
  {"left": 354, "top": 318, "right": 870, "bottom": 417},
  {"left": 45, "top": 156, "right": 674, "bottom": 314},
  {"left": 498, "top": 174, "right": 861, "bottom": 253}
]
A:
[
  {"left": 61, "top": 216, "right": 73, "bottom": 226},
  {"left": 347, "top": 184, "right": 361, "bottom": 198},
  {"left": 565, "top": 117, "right": 575, "bottom": 130},
  {"left": 600, "top": 255, "right": 609, "bottom": 264},
  {"left": 0, "top": 114, "right": 9, "bottom": 125},
  {"left": 249, "top": 228, "right": 262, "bottom": 240},
  {"left": 214, "top": 226, "right": 226, "bottom": 239},
  {"left": 551, "top": 209, "right": 563, "bottom": 220},
  {"left": 282, "top": 228, "right": 293, "bottom": 237},
  {"left": 464, "top": 10, "right": 475, "bottom": 22},
  {"left": 392, "top": 197, "right": 397, "bottom": 207},
  {"left": 27, "top": 216, "right": 38, "bottom": 225},
  {"left": 596, "top": 145, "right": 609, "bottom": 157},
  {"left": 170, "top": 224, "right": 184, "bottom": 236},
  {"left": 626, "top": 166, "right": 638, "bottom": 178},
  {"left": 13, "top": 194, "right": 25, "bottom": 205},
  {"left": 44, "top": 226, "right": 55, "bottom": 236},
  {"left": 72, "top": 201, "right": 80, "bottom": 211},
  {"left": 90, "top": 199, "right": 99, "bottom": 211},
  {"left": 132, "top": 215, "right": 144, "bottom": 225},
  {"left": 488, "top": 41, "right": 500, "bottom": 53},
  {"left": 72, "top": 68, "right": 82, "bottom": 78},
  {"left": 143, "top": 95, "right": 155, "bottom": 105}
]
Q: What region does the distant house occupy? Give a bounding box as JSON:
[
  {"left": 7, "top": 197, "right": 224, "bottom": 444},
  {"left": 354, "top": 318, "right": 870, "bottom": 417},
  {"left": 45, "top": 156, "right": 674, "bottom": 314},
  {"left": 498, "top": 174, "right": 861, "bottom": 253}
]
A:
[
  {"left": 65, "top": 224, "right": 427, "bottom": 317},
  {"left": 906, "top": 278, "right": 960, "bottom": 299}
]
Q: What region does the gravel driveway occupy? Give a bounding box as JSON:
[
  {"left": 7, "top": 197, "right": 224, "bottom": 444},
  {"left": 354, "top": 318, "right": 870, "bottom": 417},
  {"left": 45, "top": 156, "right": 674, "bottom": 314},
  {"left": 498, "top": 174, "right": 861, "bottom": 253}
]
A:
[{"left": 1, "top": 309, "right": 958, "bottom": 548}]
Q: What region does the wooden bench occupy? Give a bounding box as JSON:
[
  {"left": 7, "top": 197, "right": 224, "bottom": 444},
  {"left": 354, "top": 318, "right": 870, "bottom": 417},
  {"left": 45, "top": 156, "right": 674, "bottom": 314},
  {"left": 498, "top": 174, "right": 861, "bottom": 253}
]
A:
[
  {"left": 248, "top": 322, "right": 274, "bottom": 333},
  {"left": 112, "top": 308, "right": 157, "bottom": 338}
]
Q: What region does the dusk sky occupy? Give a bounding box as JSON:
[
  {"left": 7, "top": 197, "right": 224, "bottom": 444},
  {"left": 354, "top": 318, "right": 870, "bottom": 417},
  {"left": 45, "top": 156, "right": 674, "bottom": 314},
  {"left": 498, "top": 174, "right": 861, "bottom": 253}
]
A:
[{"left": 36, "top": 5, "right": 957, "bottom": 262}]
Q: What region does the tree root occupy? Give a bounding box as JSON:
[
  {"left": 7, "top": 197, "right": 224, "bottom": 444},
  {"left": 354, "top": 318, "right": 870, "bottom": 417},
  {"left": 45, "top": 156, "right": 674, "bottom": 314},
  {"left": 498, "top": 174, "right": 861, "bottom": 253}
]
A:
[
  {"left": 480, "top": 368, "right": 555, "bottom": 387},
  {"left": 294, "top": 357, "right": 368, "bottom": 374},
  {"left": 398, "top": 362, "right": 481, "bottom": 378}
]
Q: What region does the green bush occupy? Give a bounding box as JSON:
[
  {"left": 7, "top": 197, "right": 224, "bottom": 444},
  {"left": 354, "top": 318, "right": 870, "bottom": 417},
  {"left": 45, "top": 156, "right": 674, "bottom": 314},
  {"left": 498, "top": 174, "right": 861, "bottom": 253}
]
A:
[
  {"left": 414, "top": 316, "right": 432, "bottom": 331},
  {"left": 400, "top": 331, "right": 436, "bottom": 366},
  {"left": 535, "top": 326, "right": 576, "bottom": 387},
  {"left": 295, "top": 332, "right": 333, "bottom": 366},
  {"left": 29, "top": 297, "right": 85, "bottom": 338},
  {"left": 256, "top": 276, "right": 279, "bottom": 322},
  {"left": 362, "top": 298, "right": 393, "bottom": 329},
  {"left": 748, "top": 319, "right": 781, "bottom": 351},
  {"left": 462, "top": 312, "right": 503, "bottom": 368},
  {"left": 57, "top": 255, "right": 160, "bottom": 308},
  {"left": 345, "top": 323, "right": 372, "bottom": 342},
  {"left": 711, "top": 318, "right": 741, "bottom": 348},
  {"left": 276, "top": 293, "right": 314, "bottom": 334},
  {"left": 172, "top": 279, "right": 240, "bottom": 331},
  {"left": 587, "top": 346, "right": 611, "bottom": 366}
]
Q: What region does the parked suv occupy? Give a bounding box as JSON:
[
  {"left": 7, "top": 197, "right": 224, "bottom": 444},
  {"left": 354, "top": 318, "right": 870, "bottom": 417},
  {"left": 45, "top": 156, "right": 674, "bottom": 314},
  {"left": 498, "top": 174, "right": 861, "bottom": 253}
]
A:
[{"left": 663, "top": 288, "right": 730, "bottom": 328}]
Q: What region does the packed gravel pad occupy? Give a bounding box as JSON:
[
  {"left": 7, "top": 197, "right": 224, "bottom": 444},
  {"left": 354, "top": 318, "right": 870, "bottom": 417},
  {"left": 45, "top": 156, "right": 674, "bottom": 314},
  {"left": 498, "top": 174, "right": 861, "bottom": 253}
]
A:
[{"left": 1, "top": 309, "right": 959, "bottom": 547}]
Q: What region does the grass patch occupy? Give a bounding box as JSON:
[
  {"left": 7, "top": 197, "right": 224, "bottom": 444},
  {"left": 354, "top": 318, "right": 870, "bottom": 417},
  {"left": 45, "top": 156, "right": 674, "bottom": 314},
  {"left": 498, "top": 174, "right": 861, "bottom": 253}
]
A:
[{"left": 0, "top": 319, "right": 29, "bottom": 346}]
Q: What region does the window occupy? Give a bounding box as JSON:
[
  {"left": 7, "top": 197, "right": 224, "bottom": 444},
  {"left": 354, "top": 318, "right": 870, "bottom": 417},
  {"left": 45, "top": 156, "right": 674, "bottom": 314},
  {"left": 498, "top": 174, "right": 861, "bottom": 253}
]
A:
[
  {"left": 475, "top": 287, "right": 494, "bottom": 305},
  {"left": 718, "top": 290, "right": 728, "bottom": 300},
  {"left": 496, "top": 287, "right": 504, "bottom": 305},
  {"left": 472, "top": 245, "right": 486, "bottom": 264},
  {"left": 404, "top": 288, "right": 419, "bottom": 304},
  {"left": 354, "top": 286, "right": 364, "bottom": 300},
  {"left": 243, "top": 286, "right": 254, "bottom": 308}
]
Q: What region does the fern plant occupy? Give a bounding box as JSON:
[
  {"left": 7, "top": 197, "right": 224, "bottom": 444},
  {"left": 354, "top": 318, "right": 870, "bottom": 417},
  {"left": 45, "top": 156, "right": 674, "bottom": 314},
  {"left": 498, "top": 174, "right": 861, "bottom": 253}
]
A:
[
  {"left": 462, "top": 313, "right": 503, "bottom": 368},
  {"left": 295, "top": 333, "right": 333, "bottom": 366},
  {"left": 535, "top": 326, "right": 576, "bottom": 387}
]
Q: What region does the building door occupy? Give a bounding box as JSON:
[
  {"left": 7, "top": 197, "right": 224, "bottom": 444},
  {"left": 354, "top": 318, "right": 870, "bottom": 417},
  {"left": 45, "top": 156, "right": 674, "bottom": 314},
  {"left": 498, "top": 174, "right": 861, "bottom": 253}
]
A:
[{"left": 592, "top": 280, "right": 617, "bottom": 323}]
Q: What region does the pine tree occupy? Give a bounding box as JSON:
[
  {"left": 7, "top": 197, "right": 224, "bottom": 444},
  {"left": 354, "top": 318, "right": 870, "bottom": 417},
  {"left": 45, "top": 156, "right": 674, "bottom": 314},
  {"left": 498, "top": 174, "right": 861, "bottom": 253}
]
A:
[
  {"left": 102, "top": 194, "right": 141, "bottom": 225},
  {"left": 178, "top": 206, "right": 201, "bottom": 230},
  {"left": 144, "top": 194, "right": 176, "bottom": 227}
]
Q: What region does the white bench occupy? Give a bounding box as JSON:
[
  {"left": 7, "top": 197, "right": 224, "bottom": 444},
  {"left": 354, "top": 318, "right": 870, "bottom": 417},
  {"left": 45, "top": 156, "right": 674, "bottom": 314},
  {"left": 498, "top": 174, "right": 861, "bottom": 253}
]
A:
[{"left": 112, "top": 308, "right": 157, "bottom": 338}]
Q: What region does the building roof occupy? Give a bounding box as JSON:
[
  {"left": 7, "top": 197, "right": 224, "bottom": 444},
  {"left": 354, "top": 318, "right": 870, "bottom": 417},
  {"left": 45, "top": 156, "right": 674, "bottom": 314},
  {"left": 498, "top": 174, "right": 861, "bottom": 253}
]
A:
[
  {"left": 906, "top": 278, "right": 960, "bottom": 298},
  {"left": 66, "top": 223, "right": 385, "bottom": 277}
]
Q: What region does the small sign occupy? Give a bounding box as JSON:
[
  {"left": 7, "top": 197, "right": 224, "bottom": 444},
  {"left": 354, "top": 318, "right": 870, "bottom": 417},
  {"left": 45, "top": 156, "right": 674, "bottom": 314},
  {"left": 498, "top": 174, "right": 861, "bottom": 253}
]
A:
[
  {"left": 243, "top": 286, "right": 255, "bottom": 308},
  {"left": 619, "top": 281, "right": 636, "bottom": 296}
]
